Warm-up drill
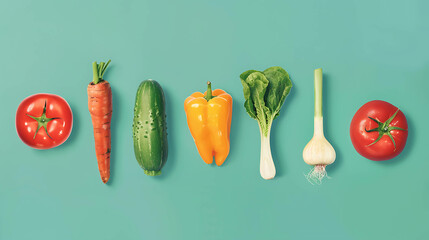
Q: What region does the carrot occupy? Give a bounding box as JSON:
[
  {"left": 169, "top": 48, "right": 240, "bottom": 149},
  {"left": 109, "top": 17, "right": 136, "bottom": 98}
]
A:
[{"left": 87, "top": 60, "right": 112, "bottom": 184}]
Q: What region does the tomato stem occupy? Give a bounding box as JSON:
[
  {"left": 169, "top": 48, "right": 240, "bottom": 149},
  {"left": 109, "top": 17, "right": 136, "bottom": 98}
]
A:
[
  {"left": 26, "top": 100, "right": 59, "bottom": 139},
  {"left": 365, "top": 109, "right": 407, "bottom": 149}
]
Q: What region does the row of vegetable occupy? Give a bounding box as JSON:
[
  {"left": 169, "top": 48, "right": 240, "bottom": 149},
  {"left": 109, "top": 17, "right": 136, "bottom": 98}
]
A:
[{"left": 15, "top": 60, "right": 409, "bottom": 184}]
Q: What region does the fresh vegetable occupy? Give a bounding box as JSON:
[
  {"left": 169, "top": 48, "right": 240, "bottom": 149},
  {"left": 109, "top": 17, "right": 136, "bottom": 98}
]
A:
[
  {"left": 350, "top": 100, "right": 408, "bottom": 161},
  {"left": 240, "top": 66, "right": 292, "bottom": 179},
  {"left": 303, "top": 68, "right": 336, "bottom": 184},
  {"left": 184, "top": 82, "right": 232, "bottom": 166},
  {"left": 133, "top": 80, "right": 168, "bottom": 176},
  {"left": 16, "top": 93, "right": 73, "bottom": 149},
  {"left": 87, "top": 60, "right": 112, "bottom": 184}
]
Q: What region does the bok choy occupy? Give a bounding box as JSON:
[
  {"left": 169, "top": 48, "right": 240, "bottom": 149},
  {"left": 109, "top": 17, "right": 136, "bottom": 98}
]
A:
[{"left": 240, "top": 67, "right": 293, "bottom": 179}]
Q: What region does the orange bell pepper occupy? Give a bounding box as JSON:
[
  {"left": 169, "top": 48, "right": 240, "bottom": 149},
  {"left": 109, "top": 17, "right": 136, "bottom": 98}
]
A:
[{"left": 184, "top": 82, "right": 233, "bottom": 166}]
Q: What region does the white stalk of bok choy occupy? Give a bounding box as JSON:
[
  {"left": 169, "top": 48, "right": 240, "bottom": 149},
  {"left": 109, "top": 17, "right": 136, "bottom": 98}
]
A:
[
  {"left": 240, "top": 67, "right": 293, "bottom": 180},
  {"left": 303, "top": 68, "right": 336, "bottom": 184}
]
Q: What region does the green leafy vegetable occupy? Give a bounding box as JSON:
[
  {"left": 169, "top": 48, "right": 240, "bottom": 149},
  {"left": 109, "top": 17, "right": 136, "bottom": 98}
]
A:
[
  {"left": 240, "top": 66, "right": 292, "bottom": 135},
  {"left": 240, "top": 66, "right": 292, "bottom": 179}
]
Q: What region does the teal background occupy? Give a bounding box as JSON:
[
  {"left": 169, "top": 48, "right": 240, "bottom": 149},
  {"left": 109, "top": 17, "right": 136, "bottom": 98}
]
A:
[{"left": 1, "top": 0, "right": 428, "bottom": 239}]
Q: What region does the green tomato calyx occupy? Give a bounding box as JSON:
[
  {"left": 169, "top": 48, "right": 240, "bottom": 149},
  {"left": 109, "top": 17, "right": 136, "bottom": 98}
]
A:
[
  {"left": 26, "top": 100, "right": 60, "bottom": 140},
  {"left": 365, "top": 109, "right": 406, "bottom": 150}
]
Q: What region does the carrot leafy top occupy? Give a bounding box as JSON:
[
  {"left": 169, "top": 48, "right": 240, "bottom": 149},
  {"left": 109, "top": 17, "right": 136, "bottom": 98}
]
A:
[{"left": 92, "top": 59, "right": 111, "bottom": 84}]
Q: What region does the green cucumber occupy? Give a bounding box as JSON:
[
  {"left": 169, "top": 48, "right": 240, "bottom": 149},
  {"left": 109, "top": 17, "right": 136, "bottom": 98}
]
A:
[{"left": 133, "top": 80, "right": 168, "bottom": 176}]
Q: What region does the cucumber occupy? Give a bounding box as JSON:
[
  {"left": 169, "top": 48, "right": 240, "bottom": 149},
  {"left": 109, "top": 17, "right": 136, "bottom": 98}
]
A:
[{"left": 133, "top": 80, "right": 168, "bottom": 176}]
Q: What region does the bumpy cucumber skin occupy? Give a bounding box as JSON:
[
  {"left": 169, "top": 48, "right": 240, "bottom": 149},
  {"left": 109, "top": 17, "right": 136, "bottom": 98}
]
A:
[{"left": 133, "top": 80, "right": 168, "bottom": 176}]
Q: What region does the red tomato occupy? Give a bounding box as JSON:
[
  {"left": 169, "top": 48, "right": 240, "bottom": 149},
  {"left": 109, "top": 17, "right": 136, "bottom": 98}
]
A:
[
  {"left": 16, "top": 94, "right": 73, "bottom": 149},
  {"left": 350, "top": 100, "right": 408, "bottom": 161}
]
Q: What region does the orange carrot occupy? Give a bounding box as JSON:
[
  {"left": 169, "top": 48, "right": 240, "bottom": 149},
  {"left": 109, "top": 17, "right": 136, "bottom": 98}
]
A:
[{"left": 87, "top": 60, "right": 112, "bottom": 184}]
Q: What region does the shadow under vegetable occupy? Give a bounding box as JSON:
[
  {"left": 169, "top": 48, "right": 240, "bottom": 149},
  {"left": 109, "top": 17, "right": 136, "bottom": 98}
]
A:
[
  {"left": 106, "top": 87, "right": 119, "bottom": 186},
  {"left": 270, "top": 80, "right": 297, "bottom": 178},
  {"left": 155, "top": 86, "right": 176, "bottom": 180},
  {"left": 321, "top": 73, "right": 342, "bottom": 175}
]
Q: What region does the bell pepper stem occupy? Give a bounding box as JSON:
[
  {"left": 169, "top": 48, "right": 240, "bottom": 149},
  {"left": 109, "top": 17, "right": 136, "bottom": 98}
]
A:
[{"left": 205, "top": 81, "right": 214, "bottom": 101}]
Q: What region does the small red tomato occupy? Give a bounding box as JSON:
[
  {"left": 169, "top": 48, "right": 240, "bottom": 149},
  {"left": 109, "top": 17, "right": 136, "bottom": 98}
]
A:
[
  {"left": 350, "top": 100, "right": 408, "bottom": 161},
  {"left": 16, "top": 93, "right": 73, "bottom": 149}
]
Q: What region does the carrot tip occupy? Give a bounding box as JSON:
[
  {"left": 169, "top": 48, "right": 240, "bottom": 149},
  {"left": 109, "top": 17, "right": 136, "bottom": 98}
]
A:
[{"left": 101, "top": 177, "right": 109, "bottom": 184}]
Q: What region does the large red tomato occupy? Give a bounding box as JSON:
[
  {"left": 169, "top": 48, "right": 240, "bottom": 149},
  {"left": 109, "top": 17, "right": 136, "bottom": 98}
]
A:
[
  {"left": 350, "top": 100, "right": 408, "bottom": 161},
  {"left": 16, "top": 94, "right": 73, "bottom": 149}
]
